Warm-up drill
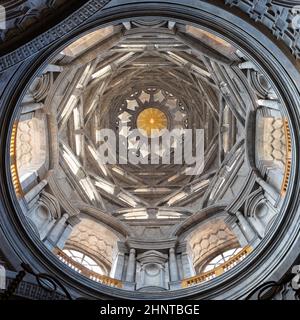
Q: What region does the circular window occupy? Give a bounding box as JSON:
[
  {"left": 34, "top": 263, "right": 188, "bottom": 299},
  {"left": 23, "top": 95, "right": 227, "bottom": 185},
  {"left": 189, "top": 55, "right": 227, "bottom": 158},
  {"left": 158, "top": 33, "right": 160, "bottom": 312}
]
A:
[
  {"left": 203, "top": 248, "right": 243, "bottom": 273},
  {"left": 63, "top": 249, "right": 105, "bottom": 275}
]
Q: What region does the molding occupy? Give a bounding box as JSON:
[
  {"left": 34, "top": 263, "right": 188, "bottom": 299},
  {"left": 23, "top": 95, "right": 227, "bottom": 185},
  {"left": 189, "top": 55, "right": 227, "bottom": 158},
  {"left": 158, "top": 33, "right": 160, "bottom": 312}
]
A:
[
  {"left": 173, "top": 205, "right": 228, "bottom": 238},
  {"left": 76, "top": 203, "right": 131, "bottom": 238},
  {"left": 0, "top": 0, "right": 111, "bottom": 71},
  {"left": 225, "top": 0, "right": 300, "bottom": 57},
  {"left": 126, "top": 238, "right": 178, "bottom": 251}
]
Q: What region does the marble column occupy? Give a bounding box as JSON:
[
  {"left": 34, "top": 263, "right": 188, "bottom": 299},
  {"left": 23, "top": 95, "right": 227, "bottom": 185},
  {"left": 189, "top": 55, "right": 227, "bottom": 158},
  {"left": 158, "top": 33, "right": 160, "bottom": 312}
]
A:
[
  {"left": 256, "top": 177, "right": 278, "bottom": 204},
  {"left": 56, "top": 215, "right": 80, "bottom": 249},
  {"left": 110, "top": 242, "right": 127, "bottom": 280},
  {"left": 125, "top": 249, "right": 136, "bottom": 282},
  {"left": 56, "top": 224, "right": 73, "bottom": 249},
  {"left": 111, "top": 252, "right": 125, "bottom": 280},
  {"left": 236, "top": 211, "right": 257, "bottom": 242},
  {"left": 181, "top": 252, "right": 195, "bottom": 278},
  {"left": 39, "top": 219, "right": 56, "bottom": 241},
  {"left": 44, "top": 213, "right": 69, "bottom": 250},
  {"left": 225, "top": 215, "right": 249, "bottom": 247},
  {"left": 169, "top": 248, "right": 179, "bottom": 282},
  {"left": 177, "top": 254, "right": 184, "bottom": 280},
  {"left": 160, "top": 265, "right": 165, "bottom": 288}
]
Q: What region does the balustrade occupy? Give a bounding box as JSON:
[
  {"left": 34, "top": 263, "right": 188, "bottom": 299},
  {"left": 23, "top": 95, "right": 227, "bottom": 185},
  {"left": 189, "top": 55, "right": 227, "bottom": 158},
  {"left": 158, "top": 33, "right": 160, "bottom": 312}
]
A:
[
  {"left": 55, "top": 249, "right": 122, "bottom": 288},
  {"left": 182, "top": 246, "right": 253, "bottom": 288}
]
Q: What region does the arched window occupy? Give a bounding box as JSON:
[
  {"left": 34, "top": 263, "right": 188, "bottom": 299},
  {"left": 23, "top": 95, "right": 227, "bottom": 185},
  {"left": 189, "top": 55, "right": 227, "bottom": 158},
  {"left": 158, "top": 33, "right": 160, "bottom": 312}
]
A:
[
  {"left": 63, "top": 249, "right": 104, "bottom": 275},
  {"left": 203, "top": 248, "right": 242, "bottom": 272}
]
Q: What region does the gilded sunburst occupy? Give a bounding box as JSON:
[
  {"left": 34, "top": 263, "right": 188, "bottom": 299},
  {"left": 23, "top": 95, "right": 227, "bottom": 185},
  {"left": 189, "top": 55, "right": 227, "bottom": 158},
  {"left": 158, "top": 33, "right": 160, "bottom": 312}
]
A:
[{"left": 137, "top": 108, "right": 168, "bottom": 137}]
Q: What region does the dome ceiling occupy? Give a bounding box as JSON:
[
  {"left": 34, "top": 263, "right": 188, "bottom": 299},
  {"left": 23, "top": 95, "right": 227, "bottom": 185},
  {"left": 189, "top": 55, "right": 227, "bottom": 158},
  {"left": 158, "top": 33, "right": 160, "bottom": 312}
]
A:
[
  {"left": 9, "top": 14, "right": 292, "bottom": 295},
  {"left": 53, "top": 20, "right": 242, "bottom": 211}
]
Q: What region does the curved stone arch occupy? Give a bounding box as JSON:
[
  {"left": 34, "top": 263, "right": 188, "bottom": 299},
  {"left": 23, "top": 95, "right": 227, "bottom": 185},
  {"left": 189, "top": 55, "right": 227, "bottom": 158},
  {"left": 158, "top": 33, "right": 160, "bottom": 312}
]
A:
[
  {"left": 39, "top": 191, "right": 61, "bottom": 219},
  {"left": 77, "top": 206, "right": 131, "bottom": 240},
  {"left": 64, "top": 217, "right": 120, "bottom": 273},
  {"left": 0, "top": 0, "right": 299, "bottom": 300},
  {"left": 172, "top": 205, "right": 229, "bottom": 239},
  {"left": 172, "top": 207, "right": 240, "bottom": 280},
  {"left": 272, "top": 1, "right": 300, "bottom": 7},
  {"left": 184, "top": 216, "right": 240, "bottom": 274}
]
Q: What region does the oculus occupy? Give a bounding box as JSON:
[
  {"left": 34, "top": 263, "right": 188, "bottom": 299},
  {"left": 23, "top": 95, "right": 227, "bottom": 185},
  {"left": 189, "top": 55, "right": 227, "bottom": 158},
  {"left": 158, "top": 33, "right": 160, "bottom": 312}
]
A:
[{"left": 137, "top": 107, "right": 168, "bottom": 137}]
